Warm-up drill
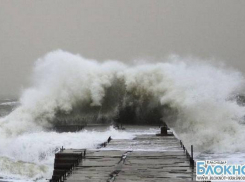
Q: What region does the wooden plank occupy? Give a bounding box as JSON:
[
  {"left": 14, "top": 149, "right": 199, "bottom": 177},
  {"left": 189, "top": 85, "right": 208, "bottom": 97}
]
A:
[{"left": 62, "top": 134, "right": 196, "bottom": 182}]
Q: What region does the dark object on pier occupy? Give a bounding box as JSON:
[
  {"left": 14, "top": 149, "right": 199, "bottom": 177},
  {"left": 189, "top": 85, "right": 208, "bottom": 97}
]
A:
[
  {"left": 156, "top": 122, "right": 173, "bottom": 136},
  {"left": 97, "top": 136, "right": 113, "bottom": 149},
  {"left": 160, "top": 125, "right": 168, "bottom": 135},
  {"left": 108, "top": 136, "right": 112, "bottom": 143}
]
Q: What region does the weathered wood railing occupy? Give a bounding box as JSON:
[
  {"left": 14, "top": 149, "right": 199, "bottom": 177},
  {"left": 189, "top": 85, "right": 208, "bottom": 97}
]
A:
[
  {"left": 180, "top": 140, "right": 195, "bottom": 167},
  {"left": 158, "top": 123, "right": 195, "bottom": 168},
  {"left": 50, "top": 136, "right": 112, "bottom": 182}
]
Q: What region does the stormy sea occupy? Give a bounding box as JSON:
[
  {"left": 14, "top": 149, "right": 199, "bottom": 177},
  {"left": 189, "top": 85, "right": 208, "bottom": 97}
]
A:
[{"left": 0, "top": 50, "right": 245, "bottom": 181}]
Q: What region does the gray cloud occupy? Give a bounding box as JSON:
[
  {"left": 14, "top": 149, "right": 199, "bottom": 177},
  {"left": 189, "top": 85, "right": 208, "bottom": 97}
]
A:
[{"left": 0, "top": 0, "right": 245, "bottom": 98}]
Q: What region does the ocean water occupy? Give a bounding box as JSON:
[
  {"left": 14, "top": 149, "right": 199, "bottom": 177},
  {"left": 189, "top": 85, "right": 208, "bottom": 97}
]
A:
[
  {"left": 0, "top": 101, "right": 244, "bottom": 182},
  {"left": 0, "top": 50, "right": 245, "bottom": 181},
  {"left": 0, "top": 103, "right": 156, "bottom": 182}
]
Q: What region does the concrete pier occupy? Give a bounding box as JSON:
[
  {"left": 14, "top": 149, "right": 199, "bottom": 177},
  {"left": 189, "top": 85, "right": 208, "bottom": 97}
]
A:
[{"left": 51, "top": 130, "right": 196, "bottom": 182}]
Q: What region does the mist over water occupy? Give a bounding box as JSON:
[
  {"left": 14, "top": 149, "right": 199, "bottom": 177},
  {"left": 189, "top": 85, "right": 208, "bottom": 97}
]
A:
[{"left": 0, "top": 50, "right": 245, "bottom": 180}]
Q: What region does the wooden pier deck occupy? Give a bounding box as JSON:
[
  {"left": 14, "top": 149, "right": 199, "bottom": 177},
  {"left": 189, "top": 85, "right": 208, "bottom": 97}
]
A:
[{"left": 51, "top": 131, "right": 196, "bottom": 182}]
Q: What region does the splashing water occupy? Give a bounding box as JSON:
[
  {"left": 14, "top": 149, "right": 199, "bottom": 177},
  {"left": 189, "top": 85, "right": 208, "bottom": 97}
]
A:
[
  {"left": 0, "top": 50, "right": 245, "bottom": 180},
  {"left": 0, "top": 127, "right": 135, "bottom": 181}
]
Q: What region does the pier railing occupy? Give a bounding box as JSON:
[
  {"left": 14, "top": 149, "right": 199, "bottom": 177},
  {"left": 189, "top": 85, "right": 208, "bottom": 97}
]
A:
[
  {"left": 50, "top": 136, "right": 112, "bottom": 182},
  {"left": 97, "top": 136, "right": 112, "bottom": 149},
  {"left": 180, "top": 140, "right": 195, "bottom": 167},
  {"left": 157, "top": 124, "right": 195, "bottom": 168}
]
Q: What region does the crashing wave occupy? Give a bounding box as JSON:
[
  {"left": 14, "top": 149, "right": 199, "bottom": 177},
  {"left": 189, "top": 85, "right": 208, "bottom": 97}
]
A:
[{"left": 0, "top": 50, "right": 245, "bottom": 152}]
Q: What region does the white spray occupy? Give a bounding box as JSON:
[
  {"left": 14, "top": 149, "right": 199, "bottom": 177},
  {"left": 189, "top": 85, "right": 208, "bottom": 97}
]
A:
[{"left": 0, "top": 50, "right": 245, "bottom": 179}]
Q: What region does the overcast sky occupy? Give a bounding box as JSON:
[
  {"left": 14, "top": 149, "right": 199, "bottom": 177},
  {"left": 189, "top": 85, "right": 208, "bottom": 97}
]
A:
[{"left": 0, "top": 0, "right": 245, "bottom": 98}]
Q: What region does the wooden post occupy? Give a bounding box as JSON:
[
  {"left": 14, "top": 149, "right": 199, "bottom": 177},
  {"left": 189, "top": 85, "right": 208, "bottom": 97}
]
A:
[
  {"left": 191, "top": 145, "right": 193, "bottom": 160},
  {"left": 160, "top": 126, "right": 168, "bottom": 135},
  {"left": 108, "top": 136, "right": 112, "bottom": 143},
  {"left": 84, "top": 149, "right": 86, "bottom": 158},
  {"left": 190, "top": 145, "right": 194, "bottom": 167}
]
